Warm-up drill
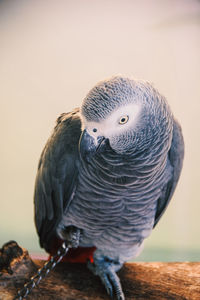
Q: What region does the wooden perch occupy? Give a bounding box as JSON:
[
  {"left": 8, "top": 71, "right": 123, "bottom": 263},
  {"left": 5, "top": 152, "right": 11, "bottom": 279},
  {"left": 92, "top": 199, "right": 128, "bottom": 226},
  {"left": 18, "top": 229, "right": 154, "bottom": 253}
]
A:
[{"left": 0, "top": 241, "right": 200, "bottom": 300}]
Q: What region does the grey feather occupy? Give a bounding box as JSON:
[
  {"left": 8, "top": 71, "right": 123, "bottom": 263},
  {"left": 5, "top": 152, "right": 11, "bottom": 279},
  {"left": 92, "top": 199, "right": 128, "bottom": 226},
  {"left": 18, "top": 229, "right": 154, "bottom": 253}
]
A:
[
  {"left": 34, "top": 108, "right": 81, "bottom": 251},
  {"left": 154, "top": 119, "right": 184, "bottom": 226},
  {"left": 34, "top": 75, "right": 184, "bottom": 263}
]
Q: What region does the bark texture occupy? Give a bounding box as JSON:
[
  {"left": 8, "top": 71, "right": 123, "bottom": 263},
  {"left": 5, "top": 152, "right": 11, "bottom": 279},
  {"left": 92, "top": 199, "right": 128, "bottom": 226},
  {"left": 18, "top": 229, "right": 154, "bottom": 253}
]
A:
[{"left": 0, "top": 242, "right": 199, "bottom": 300}]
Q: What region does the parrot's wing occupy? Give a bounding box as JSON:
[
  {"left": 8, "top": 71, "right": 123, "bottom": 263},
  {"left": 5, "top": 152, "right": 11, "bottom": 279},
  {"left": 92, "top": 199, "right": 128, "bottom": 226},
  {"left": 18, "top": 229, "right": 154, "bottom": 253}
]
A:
[
  {"left": 154, "top": 119, "right": 184, "bottom": 227},
  {"left": 34, "top": 108, "right": 81, "bottom": 251}
]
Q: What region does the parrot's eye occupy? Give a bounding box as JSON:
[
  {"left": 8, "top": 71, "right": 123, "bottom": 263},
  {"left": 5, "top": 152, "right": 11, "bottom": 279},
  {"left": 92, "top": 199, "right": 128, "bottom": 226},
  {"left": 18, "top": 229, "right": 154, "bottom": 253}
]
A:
[
  {"left": 93, "top": 128, "right": 97, "bottom": 133},
  {"left": 119, "top": 115, "right": 129, "bottom": 125}
]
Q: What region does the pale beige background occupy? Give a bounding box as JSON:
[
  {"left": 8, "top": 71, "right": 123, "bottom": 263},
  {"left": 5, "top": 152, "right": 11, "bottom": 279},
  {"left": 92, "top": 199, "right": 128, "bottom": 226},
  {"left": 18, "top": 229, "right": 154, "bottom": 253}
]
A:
[{"left": 0, "top": 0, "right": 200, "bottom": 260}]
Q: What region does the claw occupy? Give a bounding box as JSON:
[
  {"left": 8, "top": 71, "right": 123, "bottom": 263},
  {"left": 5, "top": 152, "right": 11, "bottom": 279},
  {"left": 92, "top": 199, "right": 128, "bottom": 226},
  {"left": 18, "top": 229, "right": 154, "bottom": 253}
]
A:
[
  {"left": 108, "top": 270, "right": 124, "bottom": 300},
  {"left": 87, "top": 256, "right": 125, "bottom": 300},
  {"left": 102, "top": 272, "right": 113, "bottom": 298},
  {"left": 57, "top": 226, "right": 81, "bottom": 248}
]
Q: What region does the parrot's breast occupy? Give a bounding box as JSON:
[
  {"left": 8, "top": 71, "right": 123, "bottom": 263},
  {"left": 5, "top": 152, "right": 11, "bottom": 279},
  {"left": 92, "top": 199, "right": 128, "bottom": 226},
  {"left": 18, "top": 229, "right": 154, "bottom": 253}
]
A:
[{"left": 60, "top": 149, "right": 172, "bottom": 254}]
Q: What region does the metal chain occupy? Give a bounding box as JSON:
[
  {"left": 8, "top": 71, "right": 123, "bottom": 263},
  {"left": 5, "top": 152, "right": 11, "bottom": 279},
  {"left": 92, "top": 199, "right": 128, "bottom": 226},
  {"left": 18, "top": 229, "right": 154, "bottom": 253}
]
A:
[{"left": 13, "top": 242, "right": 69, "bottom": 300}]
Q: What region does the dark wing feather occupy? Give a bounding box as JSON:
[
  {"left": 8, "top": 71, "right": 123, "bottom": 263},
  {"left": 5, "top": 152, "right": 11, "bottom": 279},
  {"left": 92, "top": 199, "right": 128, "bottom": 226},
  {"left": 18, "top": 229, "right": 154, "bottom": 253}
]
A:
[
  {"left": 34, "top": 108, "right": 81, "bottom": 251},
  {"left": 154, "top": 119, "right": 184, "bottom": 227}
]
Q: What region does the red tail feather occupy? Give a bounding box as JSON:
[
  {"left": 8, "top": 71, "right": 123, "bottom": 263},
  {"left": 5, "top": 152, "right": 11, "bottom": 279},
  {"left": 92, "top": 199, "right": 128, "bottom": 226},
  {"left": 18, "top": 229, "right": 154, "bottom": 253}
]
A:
[{"left": 48, "top": 237, "right": 96, "bottom": 263}]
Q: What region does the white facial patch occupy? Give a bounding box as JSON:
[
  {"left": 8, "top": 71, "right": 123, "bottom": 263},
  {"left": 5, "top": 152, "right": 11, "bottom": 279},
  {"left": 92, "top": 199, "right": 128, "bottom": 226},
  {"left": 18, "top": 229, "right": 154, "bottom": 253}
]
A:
[{"left": 82, "top": 103, "right": 141, "bottom": 140}]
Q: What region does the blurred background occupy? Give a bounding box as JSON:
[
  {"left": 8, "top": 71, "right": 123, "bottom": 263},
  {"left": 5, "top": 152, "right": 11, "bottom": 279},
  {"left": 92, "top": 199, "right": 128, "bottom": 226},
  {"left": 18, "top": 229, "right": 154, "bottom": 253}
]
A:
[{"left": 0, "top": 0, "right": 200, "bottom": 261}]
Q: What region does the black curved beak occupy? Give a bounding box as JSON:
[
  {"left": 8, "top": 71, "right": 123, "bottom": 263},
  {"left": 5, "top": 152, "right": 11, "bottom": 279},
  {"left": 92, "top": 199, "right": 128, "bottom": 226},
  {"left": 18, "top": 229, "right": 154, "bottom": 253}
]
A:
[{"left": 79, "top": 129, "right": 108, "bottom": 161}]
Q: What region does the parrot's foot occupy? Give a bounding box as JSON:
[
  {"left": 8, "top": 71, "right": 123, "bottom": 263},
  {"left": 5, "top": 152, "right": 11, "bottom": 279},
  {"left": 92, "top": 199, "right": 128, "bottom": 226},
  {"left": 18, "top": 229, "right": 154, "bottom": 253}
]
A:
[
  {"left": 88, "top": 256, "right": 125, "bottom": 300},
  {"left": 58, "top": 226, "right": 81, "bottom": 248},
  {"left": 0, "top": 240, "right": 23, "bottom": 275}
]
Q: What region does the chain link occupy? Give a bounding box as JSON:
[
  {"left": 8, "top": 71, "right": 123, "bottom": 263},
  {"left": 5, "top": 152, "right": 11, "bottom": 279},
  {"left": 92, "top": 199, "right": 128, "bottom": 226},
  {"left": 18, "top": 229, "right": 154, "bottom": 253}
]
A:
[{"left": 13, "top": 242, "right": 69, "bottom": 300}]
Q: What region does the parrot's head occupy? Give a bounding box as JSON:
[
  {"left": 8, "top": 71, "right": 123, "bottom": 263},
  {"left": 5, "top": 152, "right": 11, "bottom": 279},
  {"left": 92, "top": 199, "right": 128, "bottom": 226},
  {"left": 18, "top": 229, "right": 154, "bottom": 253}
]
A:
[{"left": 79, "top": 76, "right": 172, "bottom": 158}]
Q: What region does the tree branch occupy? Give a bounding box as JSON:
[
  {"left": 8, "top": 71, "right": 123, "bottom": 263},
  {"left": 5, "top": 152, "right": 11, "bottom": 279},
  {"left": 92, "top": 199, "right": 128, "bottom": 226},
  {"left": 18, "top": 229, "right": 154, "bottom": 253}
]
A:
[{"left": 0, "top": 241, "right": 199, "bottom": 300}]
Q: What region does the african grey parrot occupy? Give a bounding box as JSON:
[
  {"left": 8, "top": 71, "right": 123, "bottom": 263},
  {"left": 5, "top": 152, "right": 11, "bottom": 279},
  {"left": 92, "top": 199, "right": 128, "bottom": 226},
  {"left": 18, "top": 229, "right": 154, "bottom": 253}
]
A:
[{"left": 34, "top": 76, "right": 184, "bottom": 299}]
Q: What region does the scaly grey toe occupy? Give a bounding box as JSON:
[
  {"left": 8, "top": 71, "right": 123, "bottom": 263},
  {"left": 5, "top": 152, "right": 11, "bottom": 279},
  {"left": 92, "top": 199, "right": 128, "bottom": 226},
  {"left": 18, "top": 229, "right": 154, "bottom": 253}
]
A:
[{"left": 87, "top": 257, "right": 125, "bottom": 300}]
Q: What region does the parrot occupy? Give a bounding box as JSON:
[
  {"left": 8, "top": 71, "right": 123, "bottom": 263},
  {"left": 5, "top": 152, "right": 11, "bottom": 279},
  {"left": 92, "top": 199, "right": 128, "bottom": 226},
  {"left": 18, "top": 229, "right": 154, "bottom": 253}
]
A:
[{"left": 34, "top": 76, "right": 184, "bottom": 300}]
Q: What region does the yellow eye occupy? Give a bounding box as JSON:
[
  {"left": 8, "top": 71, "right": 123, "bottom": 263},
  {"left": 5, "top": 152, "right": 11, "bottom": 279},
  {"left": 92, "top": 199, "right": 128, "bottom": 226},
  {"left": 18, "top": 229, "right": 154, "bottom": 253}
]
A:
[{"left": 119, "top": 115, "right": 129, "bottom": 125}]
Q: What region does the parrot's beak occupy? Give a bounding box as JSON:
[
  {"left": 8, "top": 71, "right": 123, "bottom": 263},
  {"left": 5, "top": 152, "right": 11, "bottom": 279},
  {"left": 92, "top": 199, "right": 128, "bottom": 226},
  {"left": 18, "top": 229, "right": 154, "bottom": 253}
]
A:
[{"left": 79, "top": 129, "right": 107, "bottom": 161}]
